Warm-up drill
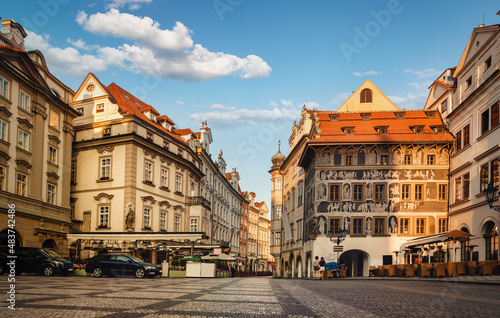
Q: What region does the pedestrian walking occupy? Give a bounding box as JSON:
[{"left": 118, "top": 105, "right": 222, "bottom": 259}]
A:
[
  {"left": 313, "top": 256, "right": 320, "bottom": 279},
  {"left": 319, "top": 257, "right": 326, "bottom": 280}
]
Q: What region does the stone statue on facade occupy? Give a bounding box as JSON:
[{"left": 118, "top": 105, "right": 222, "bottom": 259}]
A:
[{"left": 125, "top": 201, "right": 135, "bottom": 230}]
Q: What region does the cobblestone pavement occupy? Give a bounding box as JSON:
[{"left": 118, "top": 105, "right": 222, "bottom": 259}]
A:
[{"left": 1, "top": 275, "right": 499, "bottom": 317}]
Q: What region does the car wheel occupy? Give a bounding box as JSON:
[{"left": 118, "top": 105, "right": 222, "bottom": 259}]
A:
[
  {"left": 93, "top": 267, "right": 103, "bottom": 278},
  {"left": 43, "top": 265, "right": 55, "bottom": 276},
  {"left": 135, "top": 268, "right": 145, "bottom": 278}
]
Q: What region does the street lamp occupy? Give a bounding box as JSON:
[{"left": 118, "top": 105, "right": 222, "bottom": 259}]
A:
[{"left": 484, "top": 182, "right": 500, "bottom": 211}]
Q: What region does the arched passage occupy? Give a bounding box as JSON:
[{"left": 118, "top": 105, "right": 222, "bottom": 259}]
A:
[
  {"left": 289, "top": 254, "right": 295, "bottom": 278},
  {"left": 42, "top": 239, "right": 58, "bottom": 252},
  {"left": 296, "top": 256, "right": 303, "bottom": 278},
  {"left": 339, "top": 249, "right": 370, "bottom": 277}
]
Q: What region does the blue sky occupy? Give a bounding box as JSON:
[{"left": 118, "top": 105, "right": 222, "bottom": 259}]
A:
[{"left": 4, "top": 0, "right": 499, "bottom": 207}]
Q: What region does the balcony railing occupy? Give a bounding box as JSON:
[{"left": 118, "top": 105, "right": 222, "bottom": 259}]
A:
[{"left": 186, "top": 196, "right": 211, "bottom": 210}]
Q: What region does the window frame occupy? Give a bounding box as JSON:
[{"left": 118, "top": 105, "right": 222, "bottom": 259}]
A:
[
  {"left": 0, "top": 76, "right": 9, "bottom": 99},
  {"left": 0, "top": 119, "right": 8, "bottom": 142},
  {"left": 175, "top": 173, "right": 183, "bottom": 193},
  {"left": 190, "top": 218, "right": 198, "bottom": 232},
  {"left": 20, "top": 91, "right": 31, "bottom": 112},
  {"left": 99, "top": 157, "right": 112, "bottom": 180},
  {"left": 98, "top": 205, "right": 110, "bottom": 228},
  {"left": 416, "top": 218, "right": 426, "bottom": 235},
  {"left": 328, "top": 183, "right": 342, "bottom": 202},
  {"left": 399, "top": 218, "right": 410, "bottom": 235},
  {"left": 143, "top": 207, "right": 152, "bottom": 229},
  {"left": 144, "top": 160, "right": 154, "bottom": 183},
  {"left": 16, "top": 172, "right": 27, "bottom": 197},
  {"left": 47, "top": 183, "right": 56, "bottom": 205},
  {"left": 374, "top": 217, "right": 385, "bottom": 236},
  {"left": 352, "top": 218, "right": 364, "bottom": 236},
  {"left": 17, "top": 129, "right": 29, "bottom": 151}
]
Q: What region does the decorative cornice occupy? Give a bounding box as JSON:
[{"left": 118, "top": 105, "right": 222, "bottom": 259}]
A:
[
  {"left": 31, "top": 102, "right": 47, "bottom": 119},
  {"left": 48, "top": 134, "right": 61, "bottom": 144},
  {"left": 0, "top": 105, "right": 12, "bottom": 118},
  {"left": 0, "top": 151, "right": 11, "bottom": 161},
  {"left": 141, "top": 195, "right": 157, "bottom": 204},
  {"left": 160, "top": 156, "right": 171, "bottom": 165},
  {"left": 97, "top": 146, "right": 115, "bottom": 154},
  {"left": 46, "top": 172, "right": 60, "bottom": 180},
  {"left": 17, "top": 117, "right": 33, "bottom": 130},
  {"left": 473, "top": 144, "right": 500, "bottom": 162},
  {"left": 63, "top": 121, "right": 74, "bottom": 135},
  {"left": 175, "top": 164, "right": 185, "bottom": 172},
  {"left": 158, "top": 200, "right": 171, "bottom": 208},
  {"left": 15, "top": 159, "right": 31, "bottom": 169},
  {"left": 94, "top": 193, "right": 114, "bottom": 201},
  {"left": 143, "top": 149, "right": 157, "bottom": 159}
]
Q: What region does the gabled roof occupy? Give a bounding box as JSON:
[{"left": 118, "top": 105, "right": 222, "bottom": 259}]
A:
[
  {"left": 309, "top": 109, "right": 453, "bottom": 144},
  {"left": 225, "top": 172, "right": 232, "bottom": 180},
  {"left": 455, "top": 24, "right": 500, "bottom": 77},
  {"left": 336, "top": 79, "right": 400, "bottom": 113},
  {"left": 156, "top": 115, "right": 175, "bottom": 126}
]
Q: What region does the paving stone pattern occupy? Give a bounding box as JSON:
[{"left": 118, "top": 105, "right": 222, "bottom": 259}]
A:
[{"left": 1, "top": 276, "right": 499, "bottom": 317}]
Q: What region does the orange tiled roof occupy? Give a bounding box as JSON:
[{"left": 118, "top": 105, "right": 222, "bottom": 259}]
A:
[
  {"left": 156, "top": 115, "right": 175, "bottom": 126},
  {"left": 175, "top": 128, "right": 194, "bottom": 136},
  {"left": 225, "top": 172, "right": 232, "bottom": 180},
  {"left": 106, "top": 83, "right": 185, "bottom": 143},
  {"left": 311, "top": 110, "right": 453, "bottom": 144},
  {"left": 140, "top": 105, "right": 160, "bottom": 115}
]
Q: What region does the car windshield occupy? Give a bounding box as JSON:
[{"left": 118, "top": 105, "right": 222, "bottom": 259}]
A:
[
  {"left": 129, "top": 256, "right": 146, "bottom": 263},
  {"left": 41, "top": 249, "right": 62, "bottom": 259}
]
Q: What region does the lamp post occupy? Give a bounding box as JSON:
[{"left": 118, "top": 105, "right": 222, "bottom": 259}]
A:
[
  {"left": 483, "top": 182, "right": 499, "bottom": 260},
  {"left": 328, "top": 227, "right": 347, "bottom": 265}
]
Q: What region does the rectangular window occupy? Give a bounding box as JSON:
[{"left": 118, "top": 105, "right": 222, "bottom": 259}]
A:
[
  {"left": 492, "top": 102, "right": 499, "bottom": 128},
  {"left": 144, "top": 161, "right": 153, "bottom": 183},
  {"left": 441, "top": 99, "right": 447, "bottom": 112},
  {"left": 96, "top": 103, "right": 104, "bottom": 113},
  {"left": 399, "top": 218, "right": 409, "bottom": 234},
  {"left": 103, "top": 127, "right": 111, "bottom": 136},
  {"left": 190, "top": 218, "right": 198, "bottom": 232},
  {"left": 49, "top": 146, "right": 57, "bottom": 164},
  {"left": 455, "top": 178, "right": 462, "bottom": 201},
  {"left": 374, "top": 184, "right": 385, "bottom": 201},
  {"left": 71, "top": 162, "right": 76, "bottom": 184},
  {"left": 329, "top": 218, "right": 340, "bottom": 235},
  {"left": 178, "top": 149, "right": 183, "bottom": 156},
  {"left": 402, "top": 184, "right": 410, "bottom": 200},
  {"left": 16, "top": 172, "right": 27, "bottom": 196},
  {"left": 143, "top": 208, "right": 151, "bottom": 229},
  {"left": 492, "top": 158, "right": 499, "bottom": 188},
  {"left": 466, "top": 76, "right": 472, "bottom": 89},
  {"left": 276, "top": 179, "right": 282, "bottom": 190},
  {"left": 160, "top": 212, "right": 167, "bottom": 231},
  {"left": 0, "top": 76, "right": 9, "bottom": 99},
  {"left": 76, "top": 107, "right": 84, "bottom": 116},
  {"left": 427, "top": 155, "right": 435, "bottom": 165},
  {"left": 329, "top": 184, "right": 341, "bottom": 201},
  {"left": 297, "top": 186, "right": 304, "bottom": 207},
  {"left": 163, "top": 140, "right": 169, "bottom": 149},
  {"left": 463, "top": 173, "right": 470, "bottom": 200},
  {"left": 352, "top": 218, "right": 363, "bottom": 235},
  {"left": 415, "top": 184, "right": 423, "bottom": 201},
  {"left": 381, "top": 155, "right": 389, "bottom": 165},
  {"left": 18, "top": 130, "right": 29, "bottom": 151},
  {"left": 438, "top": 184, "right": 447, "bottom": 200},
  {"left": 99, "top": 206, "right": 109, "bottom": 227},
  {"left": 416, "top": 218, "right": 426, "bottom": 234},
  {"left": 49, "top": 110, "right": 59, "bottom": 129},
  {"left": 20, "top": 91, "right": 30, "bottom": 112},
  {"left": 463, "top": 124, "right": 470, "bottom": 147},
  {"left": 481, "top": 109, "right": 490, "bottom": 134},
  {"left": 147, "top": 132, "right": 153, "bottom": 141},
  {"left": 455, "top": 130, "right": 462, "bottom": 151},
  {"left": 480, "top": 164, "right": 489, "bottom": 192},
  {"left": 100, "top": 157, "right": 111, "bottom": 179},
  {"left": 47, "top": 183, "right": 56, "bottom": 205},
  {"left": 485, "top": 56, "right": 492, "bottom": 71},
  {"left": 353, "top": 184, "right": 363, "bottom": 201},
  {"left": 0, "top": 120, "right": 8, "bottom": 141},
  {"left": 404, "top": 155, "right": 412, "bottom": 165},
  {"left": 175, "top": 173, "right": 182, "bottom": 193},
  {"left": 175, "top": 215, "right": 181, "bottom": 232},
  {"left": 346, "top": 155, "right": 353, "bottom": 166},
  {"left": 0, "top": 166, "right": 5, "bottom": 191},
  {"left": 374, "top": 218, "right": 385, "bottom": 235},
  {"left": 161, "top": 167, "right": 169, "bottom": 188},
  {"left": 297, "top": 220, "right": 303, "bottom": 240},
  {"left": 439, "top": 218, "right": 448, "bottom": 233},
  {"left": 276, "top": 205, "right": 282, "bottom": 219}
]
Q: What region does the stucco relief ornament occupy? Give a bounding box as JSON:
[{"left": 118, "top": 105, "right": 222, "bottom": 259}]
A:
[{"left": 125, "top": 202, "right": 135, "bottom": 230}]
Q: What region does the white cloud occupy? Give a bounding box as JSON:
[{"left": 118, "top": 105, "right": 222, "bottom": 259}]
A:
[
  {"left": 281, "top": 100, "right": 293, "bottom": 108},
  {"left": 270, "top": 101, "right": 278, "bottom": 108},
  {"left": 404, "top": 68, "right": 441, "bottom": 79},
  {"left": 210, "top": 103, "right": 236, "bottom": 111},
  {"left": 176, "top": 100, "right": 185, "bottom": 105},
  {"left": 74, "top": 9, "right": 271, "bottom": 81},
  {"left": 66, "top": 38, "right": 99, "bottom": 51},
  {"left": 353, "top": 70, "right": 380, "bottom": 76},
  {"left": 106, "top": 0, "right": 152, "bottom": 10},
  {"left": 303, "top": 101, "right": 320, "bottom": 109},
  {"left": 388, "top": 80, "right": 433, "bottom": 110},
  {"left": 330, "top": 92, "right": 352, "bottom": 106},
  {"left": 25, "top": 31, "right": 107, "bottom": 76},
  {"left": 190, "top": 106, "right": 301, "bottom": 126}
]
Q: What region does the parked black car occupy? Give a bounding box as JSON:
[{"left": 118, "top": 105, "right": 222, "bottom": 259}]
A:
[
  {"left": 0, "top": 246, "right": 74, "bottom": 276},
  {"left": 85, "top": 254, "right": 162, "bottom": 278}
]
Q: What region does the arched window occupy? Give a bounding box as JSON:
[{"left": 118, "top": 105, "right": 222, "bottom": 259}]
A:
[
  {"left": 358, "top": 149, "right": 365, "bottom": 165},
  {"left": 484, "top": 222, "right": 498, "bottom": 260},
  {"left": 360, "top": 89, "right": 373, "bottom": 103}
]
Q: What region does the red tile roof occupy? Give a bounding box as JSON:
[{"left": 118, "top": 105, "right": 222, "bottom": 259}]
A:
[
  {"left": 175, "top": 128, "right": 194, "bottom": 136},
  {"left": 311, "top": 110, "right": 453, "bottom": 144},
  {"left": 106, "top": 83, "right": 185, "bottom": 143},
  {"left": 156, "top": 115, "right": 175, "bottom": 126}
]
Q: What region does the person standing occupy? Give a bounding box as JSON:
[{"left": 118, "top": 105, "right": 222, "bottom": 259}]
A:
[
  {"left": 319, "top": 257, "right": 326, "bottom": 280},
  {"left": 313, "top": 256, "right": 321, "bottom": 280}
]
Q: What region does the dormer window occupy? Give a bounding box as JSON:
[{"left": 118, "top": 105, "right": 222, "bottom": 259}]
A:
[
  {"left": 430, "top": 125, "right": 446, "bottom": 134},
  {"left": 375, "top": 126, "right": 388, "bottom": 135},
  {"left": 103, "top": 127, "right": 111, "bottom": 136},
  {"left": 96, "top": 103, "right": 104, "bottom": 113},
  {"left": 360, "top": 112, "right": 371, "bottom": 121},
  {"left": 360, "top": 89, "right": 372, "bottom": 103},
  {"left": 410, "top": 125, "right": 425, "bottom": 135},
  {"left": 329, "top": 114, "right": 339, "bottom": 122},
  {"left": 424, "top": 111, "right": 436, "bottom": 119},
  {"left": 441, "top": 100, "right": 447, "bottom": 112},
  {"left": 342, "top": 126, "right": 355, "bottom": 136},
  {"left": 395, "top": 111, "right": 405, "bottom": 120}
]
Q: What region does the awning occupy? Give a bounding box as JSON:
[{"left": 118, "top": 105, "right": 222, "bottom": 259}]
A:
[
  {"left": 403, "top": 230, "right": 473, "bottom": 248},
  {"left": 201, "top": 253, "right": 235, "bottom": 261}
]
